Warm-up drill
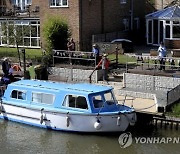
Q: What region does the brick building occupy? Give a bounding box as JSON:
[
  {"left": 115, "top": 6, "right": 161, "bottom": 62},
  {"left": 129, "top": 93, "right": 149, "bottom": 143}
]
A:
[{"left": 0, "top": 0, "right": 154, "bottom": 51}]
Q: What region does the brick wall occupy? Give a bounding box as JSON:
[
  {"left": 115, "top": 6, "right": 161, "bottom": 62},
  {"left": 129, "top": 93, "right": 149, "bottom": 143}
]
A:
[
  {"left": 39, "top": 0, "right": 80, "bottom": 48},
  {"left": 154, "top": 0, "right": 174, "bottom": 10},
  {"left": 39, "top": 0, "right": 148, "bottom": 51}
]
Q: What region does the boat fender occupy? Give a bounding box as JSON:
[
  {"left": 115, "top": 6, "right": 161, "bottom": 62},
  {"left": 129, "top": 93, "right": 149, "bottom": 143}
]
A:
[
  {"left": 0, "top": 99, "right": 4, "bottom": 113},
  {"left": 66, "top": 116, "right": 70, "bottom": 127},
  {"left": 117, "top": 116, "right": 121, "bottom": 126},
  {"left": 40, "top": 108, "right": 44, "bottom": 124},
  {"left": 94, "top": 119, "right": 102, "bottom": 130},
  {"left": 0, "top": 105, "right": 3, "bottom": 113},
  {"left": 40, "top": 114, "right": 44, "bottom": 124},
  {"left": 130, "top": 114, "right": 137, "bottom": 126}
]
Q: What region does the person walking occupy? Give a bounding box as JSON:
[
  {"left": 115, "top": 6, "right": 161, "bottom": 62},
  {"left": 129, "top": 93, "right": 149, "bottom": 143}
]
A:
[
  {"left": 96, "top": 53, "right": 110, "bottom": 81},
  {"left": 158, "top": 42, "right": 167, "bottom": 70}
]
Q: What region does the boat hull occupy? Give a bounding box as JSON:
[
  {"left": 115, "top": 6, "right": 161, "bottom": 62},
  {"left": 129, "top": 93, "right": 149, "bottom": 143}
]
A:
[{"left": 0, "top": 103, "right": 136, "bottom": 132}]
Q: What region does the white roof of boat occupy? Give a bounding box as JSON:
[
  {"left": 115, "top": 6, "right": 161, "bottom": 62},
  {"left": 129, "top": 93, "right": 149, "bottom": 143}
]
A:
[{"left": 10, "top": 80, "right": 112, "bottom": 94}]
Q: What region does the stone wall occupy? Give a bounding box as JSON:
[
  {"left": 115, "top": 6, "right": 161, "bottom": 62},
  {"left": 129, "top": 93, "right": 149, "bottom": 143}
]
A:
[
  {"left": 121, "top": 73, "right": 180, "bottom": 109},
  {"left": 123, "top": 73, "right": 180, "bottom": 92},
  {"left": 49, "top": 67, "right": 102, "bottom": 83}
]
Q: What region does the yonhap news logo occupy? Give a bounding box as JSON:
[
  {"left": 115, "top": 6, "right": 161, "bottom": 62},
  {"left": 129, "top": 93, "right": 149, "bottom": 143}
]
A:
[
  {"left": 118, "top": 132, "right": 180, "bottom": 148},
  {"left": 118, "top": 132, "right": 132, "bottom": 148}
]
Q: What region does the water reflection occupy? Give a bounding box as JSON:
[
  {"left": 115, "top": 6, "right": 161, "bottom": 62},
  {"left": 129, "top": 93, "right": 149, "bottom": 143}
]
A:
[{"left": 0, "top": 120, "right": 179, "bottom": 154}]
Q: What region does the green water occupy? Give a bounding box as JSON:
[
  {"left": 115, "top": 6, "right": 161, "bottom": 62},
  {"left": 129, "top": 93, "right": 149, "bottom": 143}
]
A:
[{"left": 0, "top": 120, "right": 179, "bottom": 154}]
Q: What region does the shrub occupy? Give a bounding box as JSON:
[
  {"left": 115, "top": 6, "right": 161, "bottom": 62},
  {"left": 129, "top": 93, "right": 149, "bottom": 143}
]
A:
[{"left": 43, "top": 16, "right": 71, "bottom": 52}]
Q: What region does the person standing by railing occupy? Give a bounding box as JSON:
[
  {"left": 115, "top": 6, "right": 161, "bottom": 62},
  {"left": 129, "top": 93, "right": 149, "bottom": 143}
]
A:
[
  {"left": 158, "top": 42, "right": 167, "bottom": 70},
  {"left": 67, "top": 38, "right": 75, "bottom": 51},
  {"left": 92, "top": 44, "right": 100, "bottom": 64},
  {"left": 95, "top": 53, "right": 110, "bottom": 81}
]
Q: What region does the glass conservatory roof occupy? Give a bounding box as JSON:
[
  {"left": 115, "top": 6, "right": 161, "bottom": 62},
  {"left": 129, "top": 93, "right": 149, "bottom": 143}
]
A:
[{"left": 146, "top": 5, "right": 180, "bottom": 20}]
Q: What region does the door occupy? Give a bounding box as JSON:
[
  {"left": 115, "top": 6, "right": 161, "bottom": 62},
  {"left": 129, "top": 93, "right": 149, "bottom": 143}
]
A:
[{"left": 147, "top": 20, "right": 152, "bottom": 44}]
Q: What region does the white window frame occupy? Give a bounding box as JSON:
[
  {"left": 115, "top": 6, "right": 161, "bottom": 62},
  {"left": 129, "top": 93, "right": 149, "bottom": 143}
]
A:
[
  {"left": 11, "top": 90, "right": 27, "bottom": 100},
  {"left": 63, "top": 94, "right": 88, "bottom": 110},
  {"left": 0, "top": 19, "right": 40, "bottom": 48},
  {"left": 120, "top": 0, "right": 127, "bottom": 4},
  {"left": 32, "top": 92, "right": 55, "bottom": 105},
  {"left": 50, "top": 0, "right": 68, "bottom": 8},
  {"left": 12, "top": 0, "right": 32, "bottom": 11}
]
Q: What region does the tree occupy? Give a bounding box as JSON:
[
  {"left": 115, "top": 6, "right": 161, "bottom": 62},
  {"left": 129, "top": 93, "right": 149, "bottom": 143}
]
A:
[
  {"left": 43, "top": 16, "right": 71, "bottom": 52},
  {"left": 1, "top": 19, "right": 30, "bottom": 66}
]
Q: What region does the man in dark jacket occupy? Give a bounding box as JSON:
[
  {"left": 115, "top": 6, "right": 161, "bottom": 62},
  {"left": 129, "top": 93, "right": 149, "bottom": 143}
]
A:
[{"left": 2, "top": 58, "right": 9, "bottom": 76}]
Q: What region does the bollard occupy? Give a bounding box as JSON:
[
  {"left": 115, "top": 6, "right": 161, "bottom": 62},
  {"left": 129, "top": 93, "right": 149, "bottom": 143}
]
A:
[{"left": 170, "top": 121, "right": 173, "bottom": 129}]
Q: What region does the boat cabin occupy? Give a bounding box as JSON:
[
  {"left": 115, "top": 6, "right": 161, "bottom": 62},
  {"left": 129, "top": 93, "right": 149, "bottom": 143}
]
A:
[{"left": 2, "top": 80, "right": 124, "bottom": 114}]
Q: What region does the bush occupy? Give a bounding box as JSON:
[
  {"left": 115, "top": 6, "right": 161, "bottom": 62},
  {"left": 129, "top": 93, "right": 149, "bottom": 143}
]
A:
[
  {"left": 172, "top": 103, "right": 180, "bottom": 116},
  {"left": 43, "top": 16, "right": 71, "bottom": 51}
]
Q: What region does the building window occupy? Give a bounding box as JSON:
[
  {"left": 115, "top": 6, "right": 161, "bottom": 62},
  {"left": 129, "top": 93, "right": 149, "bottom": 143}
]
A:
[
  {"left": 11, "top": 0, "right": 32, "bottom": 11},
  {"left": 11, "top": 90, "right": 26, "bottom": 100},
  {"left": 165, "top": 25, "right": 170, "bottom": 38},
  {"left": 63, "top": 95, "right": 88, "bottom": 109},
  {"left": 0, "top": 20, "right": 40, "bottom": 48},
  {"left": 173, "top": 21, "right": 180, "bottom": 38},
  {"left": 173, "top": 25, "right": 180, "bottom": 38},
  {"left": 123, "top": 18, "right": 129, "bottom": 31},
  {"left": 50, "top": 0, "right": 68, "bottom": 7},
  {"left": 120, "top": 0, "right": 127, "bottom": 4},
  {"left": 32, "top": 92, "right": 55, "bottom": 105}
]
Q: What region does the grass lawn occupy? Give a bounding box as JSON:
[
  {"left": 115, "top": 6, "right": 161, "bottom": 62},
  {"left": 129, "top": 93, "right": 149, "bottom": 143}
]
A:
[
  {"left": 0, "top": 47, "right": 43, "bottom": 60},
  {"left": 108, "top": 54, "right": 137, "bottom": 64},
  {"left": 0, "top": 47, "right": 138, "bottom": 64}
]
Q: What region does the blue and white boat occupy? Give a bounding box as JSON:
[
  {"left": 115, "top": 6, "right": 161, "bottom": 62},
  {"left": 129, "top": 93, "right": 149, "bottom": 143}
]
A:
[{"left": 0, "top": 80, "right": 136, "bottom": 132}]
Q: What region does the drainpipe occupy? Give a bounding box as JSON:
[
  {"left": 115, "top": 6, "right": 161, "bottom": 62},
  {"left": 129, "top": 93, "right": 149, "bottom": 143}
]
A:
[
  {"left": 161, "top": 0, "right": 163, "bottom": 9},
  {"left": 101, "top": 0, "right": 104, "bottom": 33},
  {"left": 131, "top": 0, "right": 133, "bottom": 30},
  {"left": 79, "top": 0, "right": 83, "bottom": 50}
]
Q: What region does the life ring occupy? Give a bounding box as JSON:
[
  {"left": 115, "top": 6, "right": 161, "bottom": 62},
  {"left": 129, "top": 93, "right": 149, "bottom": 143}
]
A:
[{"left": 12, "top": 65, "right": 21, "bottom": 71}]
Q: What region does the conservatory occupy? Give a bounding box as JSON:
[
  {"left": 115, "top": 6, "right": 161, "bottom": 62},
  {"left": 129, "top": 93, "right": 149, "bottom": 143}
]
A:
[
  {"left": 0, "top": 18, "right": 40, "bottom": 48},
  {"left": 146, "top": 5, "right": 180, "bottom": 49}
]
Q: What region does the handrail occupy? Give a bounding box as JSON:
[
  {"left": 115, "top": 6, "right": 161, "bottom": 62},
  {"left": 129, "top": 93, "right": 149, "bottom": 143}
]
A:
[{"left": 89, "top": 68, "right": 96, "bottom": 83}]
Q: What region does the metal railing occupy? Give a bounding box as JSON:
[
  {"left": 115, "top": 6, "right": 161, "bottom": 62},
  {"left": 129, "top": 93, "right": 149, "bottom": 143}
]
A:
[
  {"left": 53, "top": 50, "right": 97, "bottom": 67},
  {"left": 125, "top": 54, "right": 180, "bottom": 73}
]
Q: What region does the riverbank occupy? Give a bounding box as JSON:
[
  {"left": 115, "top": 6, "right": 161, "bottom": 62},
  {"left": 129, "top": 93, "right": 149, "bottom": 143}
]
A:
[{"left": 166, "top": 103, "right": 180, "bottom": 117}]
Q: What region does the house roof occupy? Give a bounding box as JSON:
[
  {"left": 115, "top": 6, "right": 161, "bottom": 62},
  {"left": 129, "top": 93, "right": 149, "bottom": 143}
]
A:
[{"left": 146, "top": 5, "right": 180, "bottom": 20}]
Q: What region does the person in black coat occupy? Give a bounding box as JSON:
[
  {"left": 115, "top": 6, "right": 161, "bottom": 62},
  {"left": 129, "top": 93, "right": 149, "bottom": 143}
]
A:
[{"left": 2, "top": 58, "right": 9, "bottom": 77}]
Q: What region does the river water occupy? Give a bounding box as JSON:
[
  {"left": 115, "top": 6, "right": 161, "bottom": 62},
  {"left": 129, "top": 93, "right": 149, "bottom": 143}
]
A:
[{"left": 0, "top": 120, "right": 179, "bottom": 154}]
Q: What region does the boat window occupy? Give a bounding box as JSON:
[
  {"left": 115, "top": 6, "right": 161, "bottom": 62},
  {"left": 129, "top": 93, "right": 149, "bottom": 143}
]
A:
[
  {"left": 104, "top": 92, "right": 115, "bottom": 105},
  {"left": 63, "top": 95, "right": 88, "bottom": 109},
  {"left": 11, "top": 90, "right": 26, "bottom": 100},
  {"left": 32, "top": 92, "right": 55, "bottom": 104},
  {"left": 93, "top": 95, "right": 104, "bottom": 108}
]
